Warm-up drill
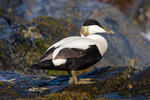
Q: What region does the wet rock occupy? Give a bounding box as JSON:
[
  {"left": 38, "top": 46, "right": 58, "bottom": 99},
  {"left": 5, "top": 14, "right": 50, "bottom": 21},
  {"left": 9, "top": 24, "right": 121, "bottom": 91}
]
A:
[
  {"left": 0, "top": 66, "right": 149, "bottom": 99},
  {"left": 41, "top": 66, "right": 150, "bottom": 100},
  {"left": 0, "top": 0, "right": 26, "bottom": 20},
  {"left": 0, "top": 18, "right": 12, "bottom": 39},
  {"left": 0, "top": 0, "right": 149, "bottom": 73},
  {"left": 0, "top": 0, "right": 23, "bottom": 9},
  {"left": 0, "top": 1, "right": 149, "bottom": 99},
  {"left": 23, "top": 0, "right": 150, "bottom": 67},
  {"left": 0, "top": 16, "right": 78, "bottom": 74},
  {"left": 60, "top": 0, "right": 150, "bottom": 68},
  {"left": 133, "top": 3, "right": 150, "bottom": 41},
  {"left": 0, "top": 70, "right": 69, "bottom": 99},
  {"left": 96, "top": 0, "right": 143, "bottom": 17}
]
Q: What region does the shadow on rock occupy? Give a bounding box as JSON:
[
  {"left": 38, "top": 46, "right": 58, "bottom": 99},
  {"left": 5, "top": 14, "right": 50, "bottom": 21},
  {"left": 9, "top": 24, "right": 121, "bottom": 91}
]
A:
[{"left": 0, "top": 66, "right": 150, "bottom": 100}]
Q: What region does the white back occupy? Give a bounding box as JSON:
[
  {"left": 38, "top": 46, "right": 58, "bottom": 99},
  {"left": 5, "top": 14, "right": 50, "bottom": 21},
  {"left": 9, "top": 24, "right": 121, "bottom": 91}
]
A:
[
  {"left": 46, "top": 36, "right": 80, "bottom": 52},
  {"left": 52, "top": 38, "right": 97, "bottom": 59}
]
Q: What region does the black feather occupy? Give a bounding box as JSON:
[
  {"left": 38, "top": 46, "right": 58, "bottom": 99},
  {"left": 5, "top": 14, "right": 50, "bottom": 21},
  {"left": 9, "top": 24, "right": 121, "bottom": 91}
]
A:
[{"left": 83, "top": 19, "right": 102, "bottom": 27}]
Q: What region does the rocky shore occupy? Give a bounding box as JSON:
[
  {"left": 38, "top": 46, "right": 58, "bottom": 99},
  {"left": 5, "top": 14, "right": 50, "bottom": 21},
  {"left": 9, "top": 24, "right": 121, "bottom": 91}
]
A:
[
  {"left": 0, "top": 66, "right": 150, "bottom": 100},
  {"left": 0, "top": 0, "right": 150, "bottom": 99}
]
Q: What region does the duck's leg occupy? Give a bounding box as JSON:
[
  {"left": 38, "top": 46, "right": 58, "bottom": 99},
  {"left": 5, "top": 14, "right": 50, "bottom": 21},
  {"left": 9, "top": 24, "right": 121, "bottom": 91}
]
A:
[{"left": 67, "top": 70, "right": 78, "bottom": 85}]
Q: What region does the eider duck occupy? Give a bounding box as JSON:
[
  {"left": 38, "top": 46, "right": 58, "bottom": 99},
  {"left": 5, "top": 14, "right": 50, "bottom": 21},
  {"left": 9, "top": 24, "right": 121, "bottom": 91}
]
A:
[{"left": 30, "top": 19, "right": 114, "bottom": 84}]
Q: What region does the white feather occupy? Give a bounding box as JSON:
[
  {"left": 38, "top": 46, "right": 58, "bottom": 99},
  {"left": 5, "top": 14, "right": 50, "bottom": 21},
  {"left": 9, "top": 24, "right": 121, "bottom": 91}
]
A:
[
  {"left": 52, "top": 35, "right": 108, "bottom": 60},
  {"left": 44, "top": 28, "right": 108, "bottom": 62},
  {"left": 46, "top": 36, "right": 80, "bottom": 52},
  {"left": 52, "top": 38, "right": 96, "bottom": 59},
  {"left": 52, "top": 59, "right": 66, "bottom": 66},
  {"left": 88, "top": 25, "right": 106, "bottom": 34},
  {"left": 87, "top": 34, "right": 108, "bottom": 56}
]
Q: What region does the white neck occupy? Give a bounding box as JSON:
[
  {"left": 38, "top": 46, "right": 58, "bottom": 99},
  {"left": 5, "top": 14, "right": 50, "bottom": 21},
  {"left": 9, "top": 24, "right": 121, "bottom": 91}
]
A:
[{"left": 86, "top": 34, "right": 108, "bottom": 56}]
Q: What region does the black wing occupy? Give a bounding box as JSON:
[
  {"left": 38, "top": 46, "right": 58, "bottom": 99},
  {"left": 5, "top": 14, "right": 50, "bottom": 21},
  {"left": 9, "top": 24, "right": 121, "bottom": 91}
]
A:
[
  {"left": 54, "top": 45, "right": 102, "bottom": 70},
  {"left": 29, "top": 45, "right": 102, "bottom": 70},
  {"left": 55, "top": 45, "right": 101, "bottom": 59},
  {"left": 39, "top": 47, "right": 56, "bottom": 61}
]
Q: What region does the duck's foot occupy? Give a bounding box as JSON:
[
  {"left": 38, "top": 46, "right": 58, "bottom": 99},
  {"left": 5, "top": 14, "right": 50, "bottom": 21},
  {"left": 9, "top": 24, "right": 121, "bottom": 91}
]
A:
[
  {"left": 68, "top": 70, "right": 96, "bottom": 85},
  {"left": 69, "top": 77, "right": 95, "bottom": 85},
  {"left": 69, "top": 76, "right": 78, "bottom": 85},
  {"left": 68, "top": 70, "right": 78, "bottom": 85},
  {"left": 78, "top": 78, "right": 95, "bottom": 84}
]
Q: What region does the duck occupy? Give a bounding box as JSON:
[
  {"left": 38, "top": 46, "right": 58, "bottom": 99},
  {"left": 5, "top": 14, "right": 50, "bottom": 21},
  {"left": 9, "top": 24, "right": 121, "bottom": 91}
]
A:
[{"left": 29, "top": 19, "right": 114, "bottom": 84}]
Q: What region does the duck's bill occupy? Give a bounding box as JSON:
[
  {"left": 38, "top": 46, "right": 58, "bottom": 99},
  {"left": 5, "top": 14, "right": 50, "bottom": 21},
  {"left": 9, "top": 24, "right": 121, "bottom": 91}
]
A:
[{"left": 102, "top": 26, "right": 115, "bottom": 34}]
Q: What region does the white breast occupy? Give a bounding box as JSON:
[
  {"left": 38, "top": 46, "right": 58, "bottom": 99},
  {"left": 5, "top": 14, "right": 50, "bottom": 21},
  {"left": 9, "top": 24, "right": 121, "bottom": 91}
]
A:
[{"left": 87, "top": 34, "right": 108, "bottom": 56}]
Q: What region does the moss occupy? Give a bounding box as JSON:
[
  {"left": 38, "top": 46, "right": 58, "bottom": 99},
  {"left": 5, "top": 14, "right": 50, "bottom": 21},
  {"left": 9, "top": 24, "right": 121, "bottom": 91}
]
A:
[
  {"left": 0, "top": 81, "right": 17, "bottom": 97},
  {"left": 34, "top": 38, "right": 48, "bottom": 54},
  {"left": 19, "top": 66, "right": 149, "bottom": 99},
  {"left": 26, "top": 48, "right": 41, "bottom": 65},
  {"left": 0, "top": 40, "right": 11, "bottom": 70},
  {"left": 31, "top": 16, "right": 78, "bottom": 43},
  {"left": 31, "top": 28, "right": 37, "bottom": 33},
  {"left": 47, "top": 65, "right": 97, "bottom": 76},
  {"left": 119, "top": 90, "right": 132, "bottom": 97},
  {"left": 25, "top": 37, "right": 50, "bottom": 65},
  {"left": 48, "top": 70, "right": 68, "bottom": 75},
  {"left": 0, "top": 66, "right": 150, "bottom": 99},
  {"left": 32, "top": 67, "right": 135, "bottom": 100},
  {"left": 128, "top": 80, "right": 150, "bottom": 97},
  {"left": 22, "top": 41, "right": 31, "bottom": 49},
  {"left": 23, "top": 16, "right": 78, "bottom": 75},
  {"left": 46, "top": 66, "right": 142, "bottom": 99},
  {"left": 34, "top": 91, "right": 92, "bottom": 100},
  {"left": 0, "top": 16, "right": 78, "bottom": 74}
]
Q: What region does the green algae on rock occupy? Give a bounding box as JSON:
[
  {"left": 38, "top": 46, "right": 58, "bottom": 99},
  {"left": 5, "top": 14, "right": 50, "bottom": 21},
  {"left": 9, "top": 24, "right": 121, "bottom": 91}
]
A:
[
  {"left": 7, "top": 66, "right": 148, "bottom": 100},
  {"left": 0, "top": 81, "right": 17, "bottom": 98},
  {"left": 0, "top": 66, "right": 149, "bottom": 99},
  {"left": 30, "top": 16, "right": 78, "bottom": 43},
  {"left": 1, "top": 0, "right": 150, "bottom": 74},
  {"left": 42, "top": 67, "right": 149, "bottom": 100},
  {"left": 0, "top": 16, "right": 78, "bottom": 74}
]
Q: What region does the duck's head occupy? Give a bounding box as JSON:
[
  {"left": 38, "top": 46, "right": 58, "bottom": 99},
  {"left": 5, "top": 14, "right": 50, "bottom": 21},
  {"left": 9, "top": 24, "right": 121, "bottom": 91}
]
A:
[{"left": 80, "top": 19, "right": 114, "bottom": 37}]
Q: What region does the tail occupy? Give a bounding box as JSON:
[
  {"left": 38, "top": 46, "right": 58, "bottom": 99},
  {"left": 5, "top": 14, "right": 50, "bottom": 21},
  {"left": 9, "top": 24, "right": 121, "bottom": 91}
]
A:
[{"left": 28, "top": 60, "right": 54, "bottom": 72}]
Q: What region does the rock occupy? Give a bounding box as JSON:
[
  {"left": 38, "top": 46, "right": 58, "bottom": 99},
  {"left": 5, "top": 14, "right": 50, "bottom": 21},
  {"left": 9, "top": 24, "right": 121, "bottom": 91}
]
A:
[
  {"left": 80, "top": 2, "right": 150, "bottom": 68},
  {"left": 0, "top": 0, "right": 25, "bottom": 20},
  {"left": 17, "top": 0, "right": 150, "bottom": 68},
  {"left": 0, "top": 0, "right": 149, "bottom": 73},
  {"left": 96, "top": 0, "right": 143, "bottom": 17},
  {"left": 20, "top": 0, "right": 150, "bottom": 68},
  {"left": 0, "top": 16, "right": 78, "bottom": 74},
  {"left": 133, "top": 3, "right": 150, "bottom": 41},
  {"left": 0, "top": 66, "right": 149, "bottom": 99},
  {"left": 0, "top": 0, "right": 23, "bottom": 9},
  {"left": 0, "top": 1, "right": 150, "bottom": 99}
]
